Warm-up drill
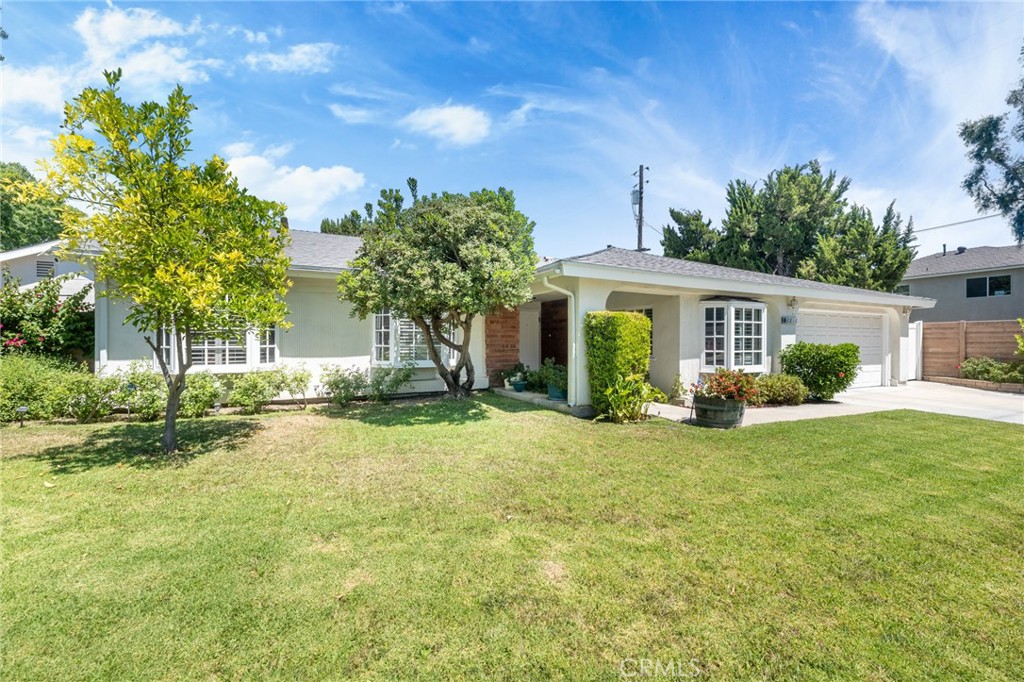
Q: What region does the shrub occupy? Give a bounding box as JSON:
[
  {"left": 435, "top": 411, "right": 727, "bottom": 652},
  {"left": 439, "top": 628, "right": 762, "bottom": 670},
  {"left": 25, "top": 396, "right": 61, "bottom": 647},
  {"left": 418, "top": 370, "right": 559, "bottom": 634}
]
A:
[
  {"left": 229, "top": 370, "right": 283, "bottom": 414},
  {"left": 960, "top": 357, "right": 1024, "bottom": 384},
  {"left": 537, "top": 357, "right": 568, "bottom": 391},
  {"left": 525, "top": 367, "right": 546, "bottom": 392},
  {"left": 747, "top": 373, "right": 808, "bottom": 406},
  {"left": 0, "top": 354, "right": 82, "bottom": 422},
  {"left": 115, "top": 361, "right": 167, "bottom": 421},
  {"left": 179, "top": 372, "right": 224, "bottom": 418},
  {"left": 584, "top": 311, "right": 652, "bottom": 414},
  {"left": 1017, "top": 317, "right": 1024, "bottom": 357},
  {"left": 780, "top": 342, "right": 860, "bottom": 400},
  {"left": 52, "top": 372, "right": 120, "bottom": 423},
  {"left": 279, "top": 365, "right": 312, "bottom": 408},
  {"left": 319, "top": 365, "right": 368, "bottom": 406},
  {"left": 692, "top": 368, "right": 758, "bottom": 402},
  {"left": 368, "top": 363, "right": 416, "bottom": 402},
  {"left": 0, "top": 273, "right": 94, "bottom": 357},
  {"left": 600, "top": 373, "right": 667, "bottom": 423}
]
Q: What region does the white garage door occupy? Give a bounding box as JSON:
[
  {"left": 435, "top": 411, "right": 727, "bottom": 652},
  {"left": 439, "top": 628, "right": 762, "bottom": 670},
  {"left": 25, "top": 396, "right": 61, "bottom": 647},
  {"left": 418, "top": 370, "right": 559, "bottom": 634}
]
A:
[{"left": 796, "top": 311, "right": 884, "bottom": 389}]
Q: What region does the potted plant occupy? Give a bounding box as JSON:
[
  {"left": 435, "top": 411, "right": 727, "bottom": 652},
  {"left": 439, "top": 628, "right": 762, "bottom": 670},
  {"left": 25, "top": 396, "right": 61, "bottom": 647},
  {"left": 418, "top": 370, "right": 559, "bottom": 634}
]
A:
[
  {"left": 500, "top": 362, "right": 529, "bottom": 392},
  {"left": 538, "top": 357, "right": 568, "bottom": 401},
  {"left": 690, "top": 368, "right": 757, "bottom": 429}
]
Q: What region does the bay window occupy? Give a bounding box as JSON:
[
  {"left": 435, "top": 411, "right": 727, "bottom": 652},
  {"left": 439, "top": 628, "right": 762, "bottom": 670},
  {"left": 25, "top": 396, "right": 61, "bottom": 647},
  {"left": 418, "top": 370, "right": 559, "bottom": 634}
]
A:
[{"left": 700, "top": 301, "right": 767, "bottom": 373}]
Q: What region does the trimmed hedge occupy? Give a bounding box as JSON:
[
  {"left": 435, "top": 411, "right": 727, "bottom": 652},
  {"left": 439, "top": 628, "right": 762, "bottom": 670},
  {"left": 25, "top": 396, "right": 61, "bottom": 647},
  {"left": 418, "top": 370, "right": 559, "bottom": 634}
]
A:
[
  {"left": 779, "top": 342, "right": 860, "bottom": 400},
  {"left": 584, "top": 311, "right": 651, "bottom": 414},
  {"left": 747, "top": 374, "right": 808, "bottom": 406}
]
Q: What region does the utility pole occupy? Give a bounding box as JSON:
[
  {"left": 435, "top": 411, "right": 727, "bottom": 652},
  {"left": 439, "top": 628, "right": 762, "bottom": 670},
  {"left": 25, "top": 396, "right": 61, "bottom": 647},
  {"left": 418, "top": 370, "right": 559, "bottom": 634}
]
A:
[{"left": 632, "top": 165, "right": 649, "bottom": 251}]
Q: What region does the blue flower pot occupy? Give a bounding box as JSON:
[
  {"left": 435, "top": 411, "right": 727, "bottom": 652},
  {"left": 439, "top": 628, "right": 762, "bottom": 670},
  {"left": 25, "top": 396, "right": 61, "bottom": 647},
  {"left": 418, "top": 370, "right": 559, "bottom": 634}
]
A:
[{"left": 547, "top": 384, "right": 568, "bottom": 401}]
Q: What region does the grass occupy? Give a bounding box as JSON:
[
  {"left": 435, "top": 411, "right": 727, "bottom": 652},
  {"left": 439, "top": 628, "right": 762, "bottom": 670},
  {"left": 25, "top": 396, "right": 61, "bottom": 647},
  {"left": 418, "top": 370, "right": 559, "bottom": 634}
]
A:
[{"left": 2, "top": 395, "right": 1023, "bottom": 680}]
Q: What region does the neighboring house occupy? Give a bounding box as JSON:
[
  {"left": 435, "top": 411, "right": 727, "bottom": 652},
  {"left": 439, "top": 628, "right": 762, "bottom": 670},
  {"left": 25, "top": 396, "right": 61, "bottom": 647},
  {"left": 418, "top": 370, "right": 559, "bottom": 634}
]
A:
[
  {"left": 0, "top": 239, "right": 94, "bottom": 303},
  {"left": 496, "top": 247, "right": 935, "bottom": 407},
  {"left": 76, "top": 233, "right": 934, "bottom": 406},
  {"left": 899, "top": 244, "right": 1024, "bottom": 323}
]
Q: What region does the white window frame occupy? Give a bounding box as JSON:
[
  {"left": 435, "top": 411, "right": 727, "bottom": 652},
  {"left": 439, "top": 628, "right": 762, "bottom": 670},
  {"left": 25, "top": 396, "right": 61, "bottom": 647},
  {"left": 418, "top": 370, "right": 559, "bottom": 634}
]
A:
[
  {"left": 153, "top": 327, "right": 278, "bottom": 373},
  {"left": 699, "top": 301, "right": 767, "bottom": 373},
  {"left": 372, "top": 310, "right": 458, "bottom": 368}
]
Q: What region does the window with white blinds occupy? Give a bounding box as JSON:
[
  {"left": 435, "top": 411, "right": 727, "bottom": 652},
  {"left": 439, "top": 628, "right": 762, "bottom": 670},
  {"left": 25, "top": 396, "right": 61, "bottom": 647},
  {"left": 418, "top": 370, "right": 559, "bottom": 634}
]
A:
[
  {"left": 190, "top": 333, "right": 247, "bottom": 366},
  {"left": 373, "top": 310, "right": 455, "bottom": 366}
]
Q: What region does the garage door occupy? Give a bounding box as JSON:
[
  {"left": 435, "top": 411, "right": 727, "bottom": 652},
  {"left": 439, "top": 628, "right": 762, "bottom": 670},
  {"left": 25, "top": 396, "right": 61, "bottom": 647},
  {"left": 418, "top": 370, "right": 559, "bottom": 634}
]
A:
[{"left": 796, "top": 311, "right": 884, "bottom": 389}]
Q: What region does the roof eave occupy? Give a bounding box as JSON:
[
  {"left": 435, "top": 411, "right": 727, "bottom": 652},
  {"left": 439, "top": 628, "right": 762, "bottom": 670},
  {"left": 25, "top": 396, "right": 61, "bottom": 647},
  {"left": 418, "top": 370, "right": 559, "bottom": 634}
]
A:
[
  {"left": 547, "top": 260, "right": 937, "bottom": 309},
  {"left": 902, "top": 263, "right": 1024, "bottom": 280}
]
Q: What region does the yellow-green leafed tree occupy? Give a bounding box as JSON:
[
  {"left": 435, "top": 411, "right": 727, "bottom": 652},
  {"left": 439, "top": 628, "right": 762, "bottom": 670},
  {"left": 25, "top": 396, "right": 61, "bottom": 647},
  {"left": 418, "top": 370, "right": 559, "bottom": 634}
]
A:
[{"left": 30, "top": 70, "right": 292, "bottom": 453}]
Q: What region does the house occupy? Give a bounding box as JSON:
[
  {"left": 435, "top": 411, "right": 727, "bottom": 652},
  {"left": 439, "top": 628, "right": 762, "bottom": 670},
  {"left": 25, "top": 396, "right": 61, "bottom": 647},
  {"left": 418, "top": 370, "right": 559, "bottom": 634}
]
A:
[
  {"left": 75, "top": 232, "right": 935, "bottom": 405},
  {"left": 91, "top": 231, "right": 492, "bottom": 395},
  {"left": 898, "top": 244, "right": 1024, "bottom": 323},
  {"left": 495, "top": 247, "right": 935, "bottom": 407},
  {"left": 0, "top": 239, "right": 94, "bottom": 302}
]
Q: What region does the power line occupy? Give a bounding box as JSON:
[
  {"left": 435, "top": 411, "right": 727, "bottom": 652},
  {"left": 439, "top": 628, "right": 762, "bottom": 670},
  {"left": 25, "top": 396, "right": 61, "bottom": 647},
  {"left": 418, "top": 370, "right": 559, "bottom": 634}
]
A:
[{"left": 914, "top": 213, "right": 1001, "bottom": 233}]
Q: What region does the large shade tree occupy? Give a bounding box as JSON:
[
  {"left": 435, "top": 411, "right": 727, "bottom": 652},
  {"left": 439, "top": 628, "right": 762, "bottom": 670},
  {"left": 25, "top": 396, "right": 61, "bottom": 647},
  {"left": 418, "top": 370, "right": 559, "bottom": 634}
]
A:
[
  {"left": 959, "top": 45, "right": 1024, "bottom": 245},
  {"left": 25, "top": 70, "right": 292, "bottom": 453},
  {"left": 338, "top": 180, "right": 536, "bottom": 397},
  {"left": 0, "top": 162, "right": 65, "bottom": 250}
]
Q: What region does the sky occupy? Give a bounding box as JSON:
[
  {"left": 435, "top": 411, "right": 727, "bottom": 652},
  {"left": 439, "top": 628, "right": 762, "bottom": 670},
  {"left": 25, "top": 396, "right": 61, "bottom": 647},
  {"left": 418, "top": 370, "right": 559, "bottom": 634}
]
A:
[{"left": 3, "top": 1, "right": 1023, "bottom": 260}]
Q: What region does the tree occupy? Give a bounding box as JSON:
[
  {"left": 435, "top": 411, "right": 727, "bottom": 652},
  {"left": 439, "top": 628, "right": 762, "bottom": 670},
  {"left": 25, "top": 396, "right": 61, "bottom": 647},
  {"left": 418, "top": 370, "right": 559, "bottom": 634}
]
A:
[
  {"left": 797, "top": 202, "right": 916, "bottom": 292},
  {"left": 660, "top": 208, "right": 719, "bottom": 261},
  {"left": 338, "top": 179, "right": 536, "bottom": 397},
  {"left": 662, "top": 160, "right": 916, "bottom": 291},
  {"left": 26, "top": 70, "right": 291, "bottom": 454},
  {"left": 320, "top": 203, "right": 374, "bottom": 236},
  {"left": 959, "top": 46, "right": 1024, "bottom": 245},
  {"left": 0, "top": 162, "right": 65, "bottom": 250}
]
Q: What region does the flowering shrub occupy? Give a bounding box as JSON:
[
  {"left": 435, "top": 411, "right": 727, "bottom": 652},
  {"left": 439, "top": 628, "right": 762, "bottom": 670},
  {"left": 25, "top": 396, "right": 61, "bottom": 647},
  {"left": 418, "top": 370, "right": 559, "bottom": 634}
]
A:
[
  {"left": 691, "top": 368, "right": 758, "bottom": 402},
  {"left": 780, "top": 342, "right": 860, "bottom": 400},
  {"left": 0, "top": 273, "right": 93, "bottom": 358}
]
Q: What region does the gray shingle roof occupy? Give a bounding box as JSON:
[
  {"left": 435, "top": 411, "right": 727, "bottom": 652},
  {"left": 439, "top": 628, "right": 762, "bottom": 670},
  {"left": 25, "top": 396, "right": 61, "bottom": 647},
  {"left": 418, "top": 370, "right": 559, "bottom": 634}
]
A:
[
  {"left": 286, "top": 230, "right": 361, "bottom": 271},
  {"left": 903, "top": 244, "right": 1024, "bottom": 279},
  {"left": 556, "top": 247, "right": 919, "bottom": 301}
]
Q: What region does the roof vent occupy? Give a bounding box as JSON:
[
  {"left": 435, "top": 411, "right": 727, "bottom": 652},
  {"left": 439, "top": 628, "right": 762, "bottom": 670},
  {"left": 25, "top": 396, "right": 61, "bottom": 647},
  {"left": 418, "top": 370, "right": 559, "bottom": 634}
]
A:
[{"left": 956, "top": 246, "right": 967, "bottom": 255}]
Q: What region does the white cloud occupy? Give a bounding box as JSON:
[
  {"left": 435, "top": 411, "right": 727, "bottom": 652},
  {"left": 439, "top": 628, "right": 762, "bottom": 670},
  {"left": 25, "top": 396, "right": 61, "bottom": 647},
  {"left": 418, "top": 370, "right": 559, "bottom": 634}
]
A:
[
  {"left": 224, "top": 145, "right": 365, "bottom": 224},
  {"left": 73, "top": 5, "right": 190, "bottom": 68},
  {"left": 400, "top": 104, "right": 491, "bottom": 146},
  {"left": 329, "top": 104, "right": 373, "bottom": 124},
  {"left": 2, "top": 125, "right": 58, "bottom": 173},
  {"left": 119, "top": 43, "right": 223, "bottom": 94},
  {"left": 244, "top": 43, "right": 340, "bottom": 74},
  {"left": 1, "top": 66, "right": 72, "bottom": 114}
]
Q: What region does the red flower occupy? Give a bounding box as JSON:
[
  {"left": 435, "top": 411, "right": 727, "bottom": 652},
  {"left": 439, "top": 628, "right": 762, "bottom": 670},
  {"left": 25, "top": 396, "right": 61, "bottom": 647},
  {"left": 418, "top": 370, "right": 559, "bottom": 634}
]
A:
[{"left": 838, "top": 372, "right": 845, "bottom": 377}]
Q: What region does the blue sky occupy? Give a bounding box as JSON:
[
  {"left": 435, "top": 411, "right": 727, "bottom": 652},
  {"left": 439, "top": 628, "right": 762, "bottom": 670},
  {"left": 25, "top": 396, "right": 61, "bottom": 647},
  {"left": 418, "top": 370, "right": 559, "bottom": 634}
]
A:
[{"left": 4, "top": 1, "right": 1023, "bottom": 258}]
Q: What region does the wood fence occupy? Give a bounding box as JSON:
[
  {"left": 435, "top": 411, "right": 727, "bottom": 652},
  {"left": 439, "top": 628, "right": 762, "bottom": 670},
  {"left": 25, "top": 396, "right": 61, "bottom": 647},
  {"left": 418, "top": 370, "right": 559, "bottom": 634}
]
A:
[{"left": 922, "top": 320, "right": 1022, "bottom": 378}]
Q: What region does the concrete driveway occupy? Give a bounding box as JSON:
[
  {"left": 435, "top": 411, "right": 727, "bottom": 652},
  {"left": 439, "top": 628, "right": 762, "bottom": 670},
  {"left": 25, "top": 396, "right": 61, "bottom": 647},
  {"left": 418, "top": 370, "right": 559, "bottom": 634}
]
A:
[{"left": 650, "top": 381, "right": 1023, "bottom": 427}]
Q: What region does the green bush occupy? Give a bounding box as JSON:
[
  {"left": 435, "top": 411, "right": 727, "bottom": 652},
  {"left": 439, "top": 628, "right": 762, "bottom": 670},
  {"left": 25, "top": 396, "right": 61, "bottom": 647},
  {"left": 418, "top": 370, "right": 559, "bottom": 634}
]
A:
[
  {"left": 179, "top": 372, "right": 224, "bottom": 418},
  {"left": 525, "top": 367, "right": 546, "bottom": 392},
  {"left": 52, "top": 372, "right": 120, "bottom": 423},
  {"left": 584, "top": 311, "right": 652, "bottom": 414},
  {"left": 319, "top": 365, "right": 368, "bottom": 406},
  {"left": 960, "top": 357, "right": 1024, "bottom": 384},
  {"left": 780, "top": 342, "right": 860, "bottom": 400},
  {"left": 747, "top": 373, "right": 808, "bottom": 406},
  {"left": 229, "top": 370, "right": 283, "bottom": 414},
  {"left": 279, "top": 365, "right": 313, "bottom": 408},
  {"left": 1, "top": 273, "right": 94, "bottom": 357},
  {"left": 115, "top": 362, "right": 167, "bottom": 421},
  {"left": 599, "top": 373, "right": 667, "bottom": 423},
  {"left": 368, "top": 363, "right": 416, "bottom": 402},
  {"left": 0, "top": 354, "right": 83, "bottom": 422}
]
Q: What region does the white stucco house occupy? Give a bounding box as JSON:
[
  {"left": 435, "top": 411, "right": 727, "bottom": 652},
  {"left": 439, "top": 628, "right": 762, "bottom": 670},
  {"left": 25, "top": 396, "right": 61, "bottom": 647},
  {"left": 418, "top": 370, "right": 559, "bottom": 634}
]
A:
[{"left": 8, "top": 231, "right": 936, "bottom": 405}]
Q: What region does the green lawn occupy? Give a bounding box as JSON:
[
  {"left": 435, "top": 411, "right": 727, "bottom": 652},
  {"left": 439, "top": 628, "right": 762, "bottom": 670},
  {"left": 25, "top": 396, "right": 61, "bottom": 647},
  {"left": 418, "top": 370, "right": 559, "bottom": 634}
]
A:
[{"left": 2, "top": 395, "right": 1023, "bottom": 681}]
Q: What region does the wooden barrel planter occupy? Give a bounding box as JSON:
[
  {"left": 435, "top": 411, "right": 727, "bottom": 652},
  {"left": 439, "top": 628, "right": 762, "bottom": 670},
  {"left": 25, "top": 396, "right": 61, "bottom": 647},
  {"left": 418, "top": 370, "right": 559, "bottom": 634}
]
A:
[{"left": 692, "top": 396, "right": 745, "bottom": 429}]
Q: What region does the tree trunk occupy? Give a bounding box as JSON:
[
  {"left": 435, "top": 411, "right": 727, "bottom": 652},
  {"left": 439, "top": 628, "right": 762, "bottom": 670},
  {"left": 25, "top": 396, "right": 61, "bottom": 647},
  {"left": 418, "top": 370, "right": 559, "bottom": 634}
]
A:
[
  {"left": 414, "top": 315, "right": 472, "bottom": 398},
  {"left": 162, "top": 382, "right": 182, "bottom": 454}
]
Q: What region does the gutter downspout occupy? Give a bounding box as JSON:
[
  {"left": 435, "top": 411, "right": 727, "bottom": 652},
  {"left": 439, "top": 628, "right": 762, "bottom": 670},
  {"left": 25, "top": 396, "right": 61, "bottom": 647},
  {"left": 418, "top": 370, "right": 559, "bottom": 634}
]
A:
[{"left": 541, "top": 275, "right": 577, "bottom": 407}]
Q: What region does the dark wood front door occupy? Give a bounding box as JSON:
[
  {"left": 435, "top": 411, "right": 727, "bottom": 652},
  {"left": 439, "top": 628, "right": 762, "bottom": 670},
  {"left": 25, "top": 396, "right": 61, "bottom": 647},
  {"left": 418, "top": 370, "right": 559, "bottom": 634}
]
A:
[{"left": 540, "top": 299, "right": 568, "bottom": 366}]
